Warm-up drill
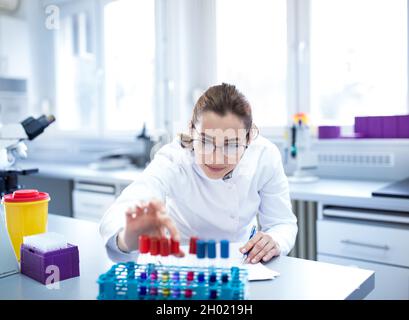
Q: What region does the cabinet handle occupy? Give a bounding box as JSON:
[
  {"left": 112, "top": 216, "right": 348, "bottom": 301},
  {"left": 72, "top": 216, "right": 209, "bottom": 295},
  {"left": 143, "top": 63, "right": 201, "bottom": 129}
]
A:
[
  {"left": 81, "top": 202, "right": 104, "bottom": 209},
  {"left": 341, "top": 239, "right": 390, "bottom": 250}
]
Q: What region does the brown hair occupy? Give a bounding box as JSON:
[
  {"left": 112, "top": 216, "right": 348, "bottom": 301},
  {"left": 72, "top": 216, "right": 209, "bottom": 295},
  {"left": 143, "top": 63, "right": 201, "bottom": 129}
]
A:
[{"left": 180, "top": 83, "right": 258, "bottom": 148}]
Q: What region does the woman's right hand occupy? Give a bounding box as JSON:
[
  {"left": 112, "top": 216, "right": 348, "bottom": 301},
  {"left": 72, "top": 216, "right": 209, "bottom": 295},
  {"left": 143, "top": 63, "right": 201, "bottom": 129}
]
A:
[{"left": 117, "top": 199, "right": 183, "bottom": 256}]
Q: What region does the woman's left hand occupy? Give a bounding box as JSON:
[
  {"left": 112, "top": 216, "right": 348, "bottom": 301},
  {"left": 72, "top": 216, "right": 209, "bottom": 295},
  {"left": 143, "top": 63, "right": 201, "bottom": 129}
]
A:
[{"left": 239, "top": 232, "right": 281, "bottom": 264}]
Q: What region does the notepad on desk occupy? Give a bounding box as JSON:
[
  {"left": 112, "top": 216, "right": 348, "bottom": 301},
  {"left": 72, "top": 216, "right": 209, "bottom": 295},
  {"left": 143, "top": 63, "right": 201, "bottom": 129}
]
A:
[
  {"left": 228, "top": 243, "right": 280, "bottom": 281},
  {"left": 244, "top": 262, "right": 280, "bottom": 281}
]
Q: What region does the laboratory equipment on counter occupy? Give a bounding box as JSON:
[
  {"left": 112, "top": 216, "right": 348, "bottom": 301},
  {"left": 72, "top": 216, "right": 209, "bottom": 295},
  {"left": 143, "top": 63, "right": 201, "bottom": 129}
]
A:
[
  {"left": 2, "top": 189, "right": 50, "bottom": 261},
  {"left": 287, "top": 113, "right": 319, "bottom": 183},
  {"left": 0, "top": 206, "right": 19, "bottom": 278},
  {"left": 97, "top": 263, "right": 247, "bottom": 300},
  {"left": 372, "top": 177, "right": 409, "bottom": 199},
  {"left": 20, "top": 232, "right": 80, "bottom": 284},
  {"left": 0, "top": 114, "right": 55, "bottom": 195}
]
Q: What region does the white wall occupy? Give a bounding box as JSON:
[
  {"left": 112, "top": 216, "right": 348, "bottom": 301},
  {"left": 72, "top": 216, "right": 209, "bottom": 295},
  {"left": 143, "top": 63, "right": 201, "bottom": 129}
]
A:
[{"left": 0, "top": 0, "right": 55, "bottom": 118}]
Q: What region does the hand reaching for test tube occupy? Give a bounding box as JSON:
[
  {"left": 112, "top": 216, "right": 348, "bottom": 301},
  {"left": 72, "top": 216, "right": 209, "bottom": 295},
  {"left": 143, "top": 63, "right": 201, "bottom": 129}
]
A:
[
  {"left": 117, "top": 199, "right": 184, "bottom": 256},
  {"left": 239, "top": 231, "right": 280, "bottom": 264}
]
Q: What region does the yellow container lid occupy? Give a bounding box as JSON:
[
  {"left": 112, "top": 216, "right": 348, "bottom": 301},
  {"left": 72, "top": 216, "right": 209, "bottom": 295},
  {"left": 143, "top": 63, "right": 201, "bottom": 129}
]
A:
[{"left": 2, "top": 189, "right": 50, "bottom": 203}]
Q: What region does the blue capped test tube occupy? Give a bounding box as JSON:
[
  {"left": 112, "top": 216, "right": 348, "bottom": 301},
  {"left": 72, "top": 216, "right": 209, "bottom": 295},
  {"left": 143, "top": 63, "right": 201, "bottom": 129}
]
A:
[
  {"left": 220, "top": 239, "right": 230, "bottom": 268},
  {"left": 207, "top": 240, "right": 217, "bottom": 267},
  {"left": 196, "top": 240, "right": 207, "bottom": 267}
]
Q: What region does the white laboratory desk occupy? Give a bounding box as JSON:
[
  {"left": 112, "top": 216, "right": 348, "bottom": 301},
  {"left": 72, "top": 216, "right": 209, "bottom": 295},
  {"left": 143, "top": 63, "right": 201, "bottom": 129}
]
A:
[
  {"left": 0, "top": 214, "right": 374, "bottom": 300},
  {"left": 289, "top": 179, "right": 409, "bottom": 212}
]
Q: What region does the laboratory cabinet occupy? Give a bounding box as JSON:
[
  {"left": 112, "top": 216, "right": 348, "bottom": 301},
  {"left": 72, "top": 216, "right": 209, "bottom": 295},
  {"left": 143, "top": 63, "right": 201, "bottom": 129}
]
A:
[
  {"left": 317, "top": 206, "right": 409, "bottom": 299},
  {"left": 19, "top": 175, "right": 73, "bottom": 217}
]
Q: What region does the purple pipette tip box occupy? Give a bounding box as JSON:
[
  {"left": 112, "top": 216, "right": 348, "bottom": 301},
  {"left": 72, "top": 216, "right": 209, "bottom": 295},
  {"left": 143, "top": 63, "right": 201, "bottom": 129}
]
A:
[
  {"left": 397, "top": 115, "right": 409, "bottom": 138},
  {"left": 367, "top": 116, "right": 383, "bottom": 138},
  {"left": 20, "top": 243, "right": 80, "bottom": 285},
  {"left": 318, "top": 126, "right": 341, "bottom": 139},
  {"left": 355, "top": 115, "right": 409, "bottom": 139},
  {"left": 354, "top": 117, "right": 368, "bottom": 138},
  {"left": 382, "top": 116, "right": 398, "bottom": 138}
]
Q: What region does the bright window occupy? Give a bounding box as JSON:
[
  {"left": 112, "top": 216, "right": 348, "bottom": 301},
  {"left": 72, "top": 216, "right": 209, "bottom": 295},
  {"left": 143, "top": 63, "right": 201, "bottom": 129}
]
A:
[
  {"left": 55, "top": 11, "right": 99, "bottom": 133},
  {"left": 215, "top": 0, "right": 288, "bottom": 127},
  {"left": 104, "top": 0, "right": 156, "bottom": 132},
  {"left": 310, "top": 0, "right": 408, "bottom": 125}
]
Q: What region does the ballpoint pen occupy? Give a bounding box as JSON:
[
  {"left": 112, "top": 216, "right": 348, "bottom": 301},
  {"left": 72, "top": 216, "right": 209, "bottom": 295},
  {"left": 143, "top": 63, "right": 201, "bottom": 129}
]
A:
[{"left": 242, "top": 225, "right": 257, "bottom": 264}]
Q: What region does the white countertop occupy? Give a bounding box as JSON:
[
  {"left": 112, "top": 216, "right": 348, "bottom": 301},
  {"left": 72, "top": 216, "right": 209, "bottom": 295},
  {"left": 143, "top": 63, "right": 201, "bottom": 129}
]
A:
[
  {"left": 18, "top": 161, "right": 409, "bottom": 211},
  {"left": 19, "top": 160, "right": 143, "bottom": 185}
]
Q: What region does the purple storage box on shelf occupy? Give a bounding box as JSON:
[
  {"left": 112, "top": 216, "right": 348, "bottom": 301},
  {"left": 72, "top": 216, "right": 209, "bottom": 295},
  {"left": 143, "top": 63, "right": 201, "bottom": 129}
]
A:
[
  {"left": 318, "top": 126, "right": 341, "bottom": 139},
  {"left": 20, "top": 243, "right": 80, "bottom": 284},
  {"left": 367, "top": 116, "right": 383, "bottom": 138},
  {"left": 354, "top": 116, "right": 368, "bottom": 138},
  {"left": 382, "top": 116, "right": 398, "bottom": 138},
  {"left": 397, "top": 115, "right": 409, "bottom": 138}
]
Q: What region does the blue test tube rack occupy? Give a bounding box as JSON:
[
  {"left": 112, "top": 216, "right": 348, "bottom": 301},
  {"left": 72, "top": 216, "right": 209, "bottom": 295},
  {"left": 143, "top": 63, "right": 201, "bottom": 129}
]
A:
[{"left": 97, "top": 262, "right": 248, "bottom": 300}]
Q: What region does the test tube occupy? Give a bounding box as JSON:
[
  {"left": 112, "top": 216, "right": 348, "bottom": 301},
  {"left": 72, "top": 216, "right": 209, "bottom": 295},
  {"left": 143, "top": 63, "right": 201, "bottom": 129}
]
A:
[
  {"left": 220, "top": 239, "right": 230, "bottom": 268},
  {"left": 196, "top": 240, "right": 207, "bottom": 268},
  {"left": 188, "top": 237, "right": 198, "bottom": 266},
  {"left": 138, "top": 235, "right": 150, "bottom": 265},
  {"left": 170, "top": 238, "right": 181, "bottom": 266},
  {"left": 207, "top": 240, "right": 216, "bottom": 267},
  {"left": 149, "top": 237, "right": 159, "bottom": 264},
  {"left": 159, "top": 237, "right": 170, "bottom": 265}
]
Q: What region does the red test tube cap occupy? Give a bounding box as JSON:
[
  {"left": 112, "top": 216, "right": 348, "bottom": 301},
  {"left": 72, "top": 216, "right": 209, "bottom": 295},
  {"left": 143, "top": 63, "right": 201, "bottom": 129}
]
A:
[
  {"left": 160, "top": 237, "right": 170, "bottom": 257},
  {"left": 150, "top": 237, "right": 159, "bottom": 256},
  {"left": 170, "top": 238, "right": 180, "bottom": 255},
  {"left": 139, "top": 235, "right": 150, "bottom": 254},
  {"left": 189, "top": 237, "right": 198, "bottom": 254}
]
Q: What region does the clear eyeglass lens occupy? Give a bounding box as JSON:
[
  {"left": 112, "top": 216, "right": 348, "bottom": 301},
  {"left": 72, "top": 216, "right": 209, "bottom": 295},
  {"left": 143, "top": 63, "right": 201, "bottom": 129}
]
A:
[{"left": 195, "top": 140, "right": 245, "bottom": 157}]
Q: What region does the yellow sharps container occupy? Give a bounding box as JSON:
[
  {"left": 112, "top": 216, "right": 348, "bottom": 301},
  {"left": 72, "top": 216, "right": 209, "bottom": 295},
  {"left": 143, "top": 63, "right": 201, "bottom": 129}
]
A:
[{"left": 2, "top": 189, "right": 50, "bottom": 261}]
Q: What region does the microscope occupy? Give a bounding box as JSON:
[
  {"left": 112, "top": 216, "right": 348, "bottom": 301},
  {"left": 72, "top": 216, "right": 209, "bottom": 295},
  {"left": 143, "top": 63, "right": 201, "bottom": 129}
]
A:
[{"left": 0, "top": 115, "right": 55, "bottom": 196}]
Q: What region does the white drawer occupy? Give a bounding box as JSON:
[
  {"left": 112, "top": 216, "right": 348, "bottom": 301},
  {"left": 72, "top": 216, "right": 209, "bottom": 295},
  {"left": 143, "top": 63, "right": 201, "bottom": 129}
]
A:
[
  {"left": 317, "top": 219, "right": 409, "bottom": 268},
  {"left": 318, "top": 254, "right": 409, "bottom": 300},
  {"left": 72, "top": 190, "right": 115, "bottom": 221}
]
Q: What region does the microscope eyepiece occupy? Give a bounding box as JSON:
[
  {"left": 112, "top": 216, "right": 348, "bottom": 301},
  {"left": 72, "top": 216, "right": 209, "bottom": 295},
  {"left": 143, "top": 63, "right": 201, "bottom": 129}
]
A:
[{"left": 21, "top": 115, "right": 56, "bottom": 140}]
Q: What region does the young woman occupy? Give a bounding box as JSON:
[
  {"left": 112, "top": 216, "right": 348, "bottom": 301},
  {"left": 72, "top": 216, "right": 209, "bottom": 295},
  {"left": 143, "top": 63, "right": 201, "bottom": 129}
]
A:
[{"left": 100, "top": 83, "right": 297, "bottom": 264}]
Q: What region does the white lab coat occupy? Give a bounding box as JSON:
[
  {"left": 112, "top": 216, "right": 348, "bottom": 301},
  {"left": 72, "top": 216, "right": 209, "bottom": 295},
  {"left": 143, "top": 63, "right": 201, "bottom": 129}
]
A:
[{"left": 99, "top": 135, "right": 297, "bottom": 260}]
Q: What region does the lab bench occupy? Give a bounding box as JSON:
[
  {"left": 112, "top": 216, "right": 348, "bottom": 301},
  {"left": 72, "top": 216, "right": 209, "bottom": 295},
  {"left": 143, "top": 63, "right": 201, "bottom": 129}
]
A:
[{"left": 0, "top": 214, "right": 374, "bottom": 300}]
